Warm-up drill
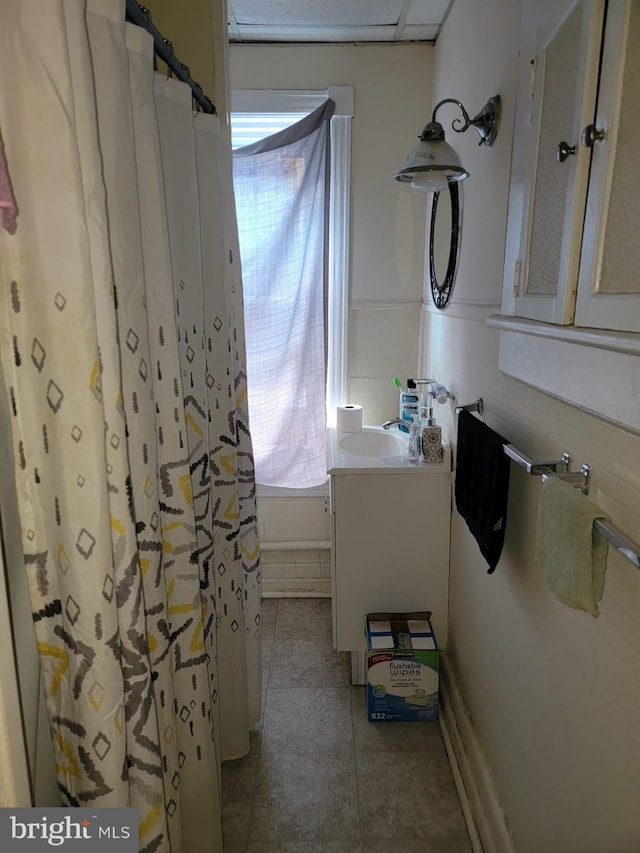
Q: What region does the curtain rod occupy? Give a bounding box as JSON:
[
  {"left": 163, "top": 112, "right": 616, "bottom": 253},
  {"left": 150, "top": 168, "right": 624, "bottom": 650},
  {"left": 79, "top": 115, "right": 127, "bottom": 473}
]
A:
[{"left": 125, "top": 0, "right": 216, "bottom": 114}]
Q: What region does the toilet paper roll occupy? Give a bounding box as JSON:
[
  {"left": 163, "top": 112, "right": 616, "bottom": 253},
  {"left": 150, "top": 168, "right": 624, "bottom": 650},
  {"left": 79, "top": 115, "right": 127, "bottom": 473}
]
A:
[{"left": 336, "top": 404, "right": 363, "bottom": 432}]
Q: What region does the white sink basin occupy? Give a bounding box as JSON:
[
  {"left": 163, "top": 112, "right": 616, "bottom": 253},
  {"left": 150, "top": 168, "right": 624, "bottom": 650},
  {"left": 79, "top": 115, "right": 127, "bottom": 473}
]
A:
[
  {"left": 338, "top": 428, "right": 407, "bottom": 458},
  {"left": 328, "top": 426, "right": 449, "bottom": 474}
]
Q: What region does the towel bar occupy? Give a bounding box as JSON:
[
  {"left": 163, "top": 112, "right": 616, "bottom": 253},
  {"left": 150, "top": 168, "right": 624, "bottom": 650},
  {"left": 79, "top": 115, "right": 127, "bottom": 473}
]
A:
[
  {"left": 542, "top": 466, "right": 591, "bottom": 495},
  {"left": 594, "top": 520, "right": 640, "bottom": 570},
  {"left": 455, "top": 398, "right": 483, "bottom": 415},
  {"left": 503, "top": 444, "right": 570, "bottom": 475},
  {"left": 506, "top": 442, "right": 640, "bottom": 570}
]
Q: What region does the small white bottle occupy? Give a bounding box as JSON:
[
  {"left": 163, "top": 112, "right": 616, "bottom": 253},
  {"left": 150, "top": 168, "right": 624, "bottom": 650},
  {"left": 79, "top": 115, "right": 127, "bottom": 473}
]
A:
[
  {"left": 399, "top": 382, "right": 421, "bottom": 430},
  {"left": 422, "top": 407, "right": 444, "bottom": 464}
]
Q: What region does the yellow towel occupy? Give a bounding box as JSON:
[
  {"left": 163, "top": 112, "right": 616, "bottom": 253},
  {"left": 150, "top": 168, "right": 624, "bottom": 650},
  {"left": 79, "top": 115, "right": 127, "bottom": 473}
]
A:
[{"left": 535, "top": 477, "right": 609, "bottom": 617}]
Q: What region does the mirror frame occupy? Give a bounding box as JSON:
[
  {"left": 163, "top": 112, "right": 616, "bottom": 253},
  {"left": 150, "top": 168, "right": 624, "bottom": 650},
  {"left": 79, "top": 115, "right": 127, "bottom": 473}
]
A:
[{"left": 429, "top": 182, "right": 460, "bottom": 309}]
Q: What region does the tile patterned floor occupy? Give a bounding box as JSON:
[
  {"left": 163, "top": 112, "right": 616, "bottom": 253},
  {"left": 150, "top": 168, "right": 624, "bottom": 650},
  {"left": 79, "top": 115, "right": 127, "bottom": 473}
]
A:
[{"left": 222, "top": 598, "right": 473, "bottom": 852}]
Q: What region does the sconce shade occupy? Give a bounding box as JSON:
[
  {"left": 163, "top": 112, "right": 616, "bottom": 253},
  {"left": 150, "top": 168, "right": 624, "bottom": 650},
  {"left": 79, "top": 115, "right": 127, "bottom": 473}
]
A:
[
  {"left": 394, "top": 120, "right": 469, "bottom": 192},
  {"left": 394, "top": 96, "right": 500, "bottom": 192}
]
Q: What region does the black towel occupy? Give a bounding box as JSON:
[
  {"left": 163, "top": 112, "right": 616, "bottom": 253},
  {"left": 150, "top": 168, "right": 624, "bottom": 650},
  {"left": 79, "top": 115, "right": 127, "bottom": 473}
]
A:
[{"left": 455, "top": 410, "right": 511, "bottom": 573}]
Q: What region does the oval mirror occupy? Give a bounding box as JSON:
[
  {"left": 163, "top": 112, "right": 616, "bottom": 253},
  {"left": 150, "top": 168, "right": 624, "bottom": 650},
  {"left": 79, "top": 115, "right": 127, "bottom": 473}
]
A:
[{"left": 429, "top": 182, "right": 460, "bottom": 309}]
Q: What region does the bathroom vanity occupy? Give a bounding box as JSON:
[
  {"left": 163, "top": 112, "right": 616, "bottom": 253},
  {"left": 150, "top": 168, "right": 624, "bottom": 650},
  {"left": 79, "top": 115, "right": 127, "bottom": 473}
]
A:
[{"left": 327, "top": 427, "right": 451, "bottom": 680}]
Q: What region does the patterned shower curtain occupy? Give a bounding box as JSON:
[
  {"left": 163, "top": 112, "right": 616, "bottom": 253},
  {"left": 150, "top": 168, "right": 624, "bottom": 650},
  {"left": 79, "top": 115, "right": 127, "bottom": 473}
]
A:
[{"left": 0, "top": 1, "right": 261, "bottom": 850}]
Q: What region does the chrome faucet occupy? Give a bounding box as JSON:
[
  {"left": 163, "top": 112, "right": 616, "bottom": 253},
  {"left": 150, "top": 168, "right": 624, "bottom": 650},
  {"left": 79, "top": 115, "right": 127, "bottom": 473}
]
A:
[{"left": 382, "top": 418, "right": 408, "bottom": 430}]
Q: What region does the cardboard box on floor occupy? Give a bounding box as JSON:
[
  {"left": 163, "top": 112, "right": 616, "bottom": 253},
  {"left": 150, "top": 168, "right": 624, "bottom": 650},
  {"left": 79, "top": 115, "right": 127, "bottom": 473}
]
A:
[{"left": 366, "top": 611, "right": 439, "bottom": 722}]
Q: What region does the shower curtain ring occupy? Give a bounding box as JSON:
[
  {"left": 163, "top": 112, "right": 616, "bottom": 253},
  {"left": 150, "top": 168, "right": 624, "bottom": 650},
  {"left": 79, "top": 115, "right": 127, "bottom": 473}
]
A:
[
  {"left": 193, "top": 82, "right": 203, "bottom": 112},
  {"left": 163, "top": 39, "right": 174, "bottom": 78},
  {"left": 164, "top": 38, "right": 174, "bottom": 77}
]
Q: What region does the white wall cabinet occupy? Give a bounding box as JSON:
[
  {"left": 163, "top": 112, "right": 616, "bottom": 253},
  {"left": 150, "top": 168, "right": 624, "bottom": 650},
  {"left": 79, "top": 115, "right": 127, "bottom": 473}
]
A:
[
  {"left": 512, "top": 0, "right": 603, "bottom": 325},
  {"left": 491, "top": 0, "right": 640, "bottom": 433},
  {"left": 575, "top": 0, "right": 640, "bottom": 330},
  {"left": 330, "top": 463, "right": 451, "bottom": 655},
  {"left": 508, "top": 0, "right": 640, "bottom": 329}
]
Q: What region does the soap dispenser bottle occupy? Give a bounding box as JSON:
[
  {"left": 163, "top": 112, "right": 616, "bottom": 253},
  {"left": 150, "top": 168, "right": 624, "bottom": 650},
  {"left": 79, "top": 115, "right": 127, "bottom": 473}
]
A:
[
  {"left": 422, "top": 406, "right": 444, "bottom": 464},
  {"left": 407, "top": 415, "right": 423, "bottom": 464}
]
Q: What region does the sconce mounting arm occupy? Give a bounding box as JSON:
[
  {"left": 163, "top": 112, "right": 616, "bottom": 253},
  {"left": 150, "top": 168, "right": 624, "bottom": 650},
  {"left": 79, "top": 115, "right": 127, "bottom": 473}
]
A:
[
  {"left": 432, "top": 98, "right": 471, "bottom": 131},
  {"left": 431, "top": 95, "right": 501, "bottom": 147}
]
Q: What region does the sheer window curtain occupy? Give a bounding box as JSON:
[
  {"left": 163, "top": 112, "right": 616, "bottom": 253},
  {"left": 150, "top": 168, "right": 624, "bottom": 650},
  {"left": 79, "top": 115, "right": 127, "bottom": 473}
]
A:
[{"left": 233, "top": 100, "right": 335, "bottom": 488}]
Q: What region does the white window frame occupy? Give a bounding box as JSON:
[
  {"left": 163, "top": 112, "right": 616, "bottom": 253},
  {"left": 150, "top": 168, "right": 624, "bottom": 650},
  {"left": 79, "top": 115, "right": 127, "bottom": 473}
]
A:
[{"left": 230, "top": 87, "right": 353, "bottom": 429}]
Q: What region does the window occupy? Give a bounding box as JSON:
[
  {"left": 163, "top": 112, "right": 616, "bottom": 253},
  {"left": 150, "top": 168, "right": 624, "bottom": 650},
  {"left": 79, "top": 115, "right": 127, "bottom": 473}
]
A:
[{"left": 231, "top": 88, "right": 352, "bottom": 488}]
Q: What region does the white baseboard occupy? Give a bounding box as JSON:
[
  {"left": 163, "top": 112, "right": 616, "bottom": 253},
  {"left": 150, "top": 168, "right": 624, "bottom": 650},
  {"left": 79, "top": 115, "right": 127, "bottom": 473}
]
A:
[
  {"left": 261, "top": 581, "right": 331, "bottom": 597},
  {"left": 438, "top": 653, "right": 516, "bottom": 853}
]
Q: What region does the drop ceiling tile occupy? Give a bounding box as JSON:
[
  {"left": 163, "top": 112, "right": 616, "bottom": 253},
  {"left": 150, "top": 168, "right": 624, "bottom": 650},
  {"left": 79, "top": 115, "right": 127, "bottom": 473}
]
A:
[
  {"left": 405, "top": 0, "right": 451, "bottom": 25},
  {"left": 230, "top": 0, "right": 406, "bottom": 28}
]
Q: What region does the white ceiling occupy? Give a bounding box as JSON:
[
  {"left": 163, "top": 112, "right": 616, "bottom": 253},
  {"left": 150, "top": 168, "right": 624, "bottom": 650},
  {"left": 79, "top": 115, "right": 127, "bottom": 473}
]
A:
[{"left": 227, "top": 0, "right": 452, "bottom": 43}]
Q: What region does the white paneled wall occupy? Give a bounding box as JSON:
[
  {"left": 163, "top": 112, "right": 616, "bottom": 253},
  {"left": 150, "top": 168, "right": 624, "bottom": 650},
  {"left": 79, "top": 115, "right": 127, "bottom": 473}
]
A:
[
  {"left": 257, "top": 496, "right": 331, "bottom": 596},
  {"left": 425, "top": 1, "right": 640, "bottom": 850},
  {"left": 349, "top": 303, "right": 422, "bottom": 426},
  {"left": 260, "top": 548, "right": 332, "bottom": 597}
]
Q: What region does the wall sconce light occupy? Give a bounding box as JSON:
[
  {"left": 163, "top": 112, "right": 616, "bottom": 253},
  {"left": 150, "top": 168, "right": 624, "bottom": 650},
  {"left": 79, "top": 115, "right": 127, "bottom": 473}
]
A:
[{"left": 394, "top": 95, "right": 501, "bottom": 192}]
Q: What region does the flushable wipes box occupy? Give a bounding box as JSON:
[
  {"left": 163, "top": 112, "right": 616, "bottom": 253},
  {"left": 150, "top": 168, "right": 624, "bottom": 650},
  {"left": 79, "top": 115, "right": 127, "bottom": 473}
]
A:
[{"left": 366, "top": 611, "right": 439, "bottom": 722}]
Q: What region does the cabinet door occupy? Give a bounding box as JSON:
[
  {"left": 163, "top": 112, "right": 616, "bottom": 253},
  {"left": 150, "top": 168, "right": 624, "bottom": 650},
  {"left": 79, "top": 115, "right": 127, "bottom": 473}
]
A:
[
  {"left": 331, "top": 472, "right": 450, "bottom": 651},
  {"left": 514, "top": 0, "right": 605, "bottom": 324},
  {"left": 575, "top": 0, "right": 640, "bottom": 331}
]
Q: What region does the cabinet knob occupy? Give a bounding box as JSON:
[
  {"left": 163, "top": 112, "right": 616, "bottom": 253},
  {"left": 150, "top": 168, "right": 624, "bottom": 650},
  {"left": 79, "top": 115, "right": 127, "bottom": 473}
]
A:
[
  {"left": 581, "top": 124, "right": 606, "bottom": 148},
  {"left": 556, "top": 140, "right": 576, "bottom": 163}
]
